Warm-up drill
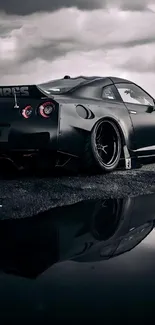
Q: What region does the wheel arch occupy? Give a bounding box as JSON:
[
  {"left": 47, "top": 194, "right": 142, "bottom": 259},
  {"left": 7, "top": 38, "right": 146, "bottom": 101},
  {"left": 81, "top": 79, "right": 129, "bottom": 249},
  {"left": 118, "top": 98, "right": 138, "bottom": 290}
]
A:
[
  {"left": 91, "top": 116, "right": 126, "bottom": 146},
  {"left": 82, "top": 116, "right": 124, "bottom": 173},
  {"left": 91, "top": 116, "right": 132, "bottom": 166}
]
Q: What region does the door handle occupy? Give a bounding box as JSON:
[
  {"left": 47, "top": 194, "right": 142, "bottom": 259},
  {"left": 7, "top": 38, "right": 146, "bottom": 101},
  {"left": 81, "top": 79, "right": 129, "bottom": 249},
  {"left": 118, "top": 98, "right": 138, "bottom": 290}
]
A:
[{"left": 129, "top": 110, "right": 137, "bottom": 114}]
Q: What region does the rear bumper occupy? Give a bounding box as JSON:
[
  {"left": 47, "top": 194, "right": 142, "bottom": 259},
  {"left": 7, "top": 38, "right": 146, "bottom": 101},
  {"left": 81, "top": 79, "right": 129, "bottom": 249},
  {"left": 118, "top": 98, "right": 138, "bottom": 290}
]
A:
[{"left": 0, "top": 126, "right": 58, "bottom": 151}]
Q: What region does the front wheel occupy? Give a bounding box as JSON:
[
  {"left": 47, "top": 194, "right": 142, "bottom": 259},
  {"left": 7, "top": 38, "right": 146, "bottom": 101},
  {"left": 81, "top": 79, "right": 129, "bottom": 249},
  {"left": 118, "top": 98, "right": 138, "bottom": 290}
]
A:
[{"left": 83, "top": 120, "right": 122, "bottom": 173}]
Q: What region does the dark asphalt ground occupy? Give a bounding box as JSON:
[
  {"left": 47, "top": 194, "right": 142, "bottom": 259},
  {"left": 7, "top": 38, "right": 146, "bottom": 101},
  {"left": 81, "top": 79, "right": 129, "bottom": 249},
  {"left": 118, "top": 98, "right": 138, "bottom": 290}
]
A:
[{"left": 1, "top": 163, "right": 155, "bottom": 219}]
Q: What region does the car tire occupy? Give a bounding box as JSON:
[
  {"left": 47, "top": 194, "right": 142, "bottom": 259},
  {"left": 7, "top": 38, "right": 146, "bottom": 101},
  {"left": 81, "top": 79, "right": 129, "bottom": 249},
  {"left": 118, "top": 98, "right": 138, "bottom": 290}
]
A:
[{"left": 83, "top": 119, "right": 122, "bottom": 173}]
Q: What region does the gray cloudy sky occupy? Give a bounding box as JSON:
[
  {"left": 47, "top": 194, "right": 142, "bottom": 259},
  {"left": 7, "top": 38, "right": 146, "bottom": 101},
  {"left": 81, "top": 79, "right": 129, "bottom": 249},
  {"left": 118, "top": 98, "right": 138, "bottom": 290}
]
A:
[{"left": 0, "top": 0, "right": 155, "bottom": 95}]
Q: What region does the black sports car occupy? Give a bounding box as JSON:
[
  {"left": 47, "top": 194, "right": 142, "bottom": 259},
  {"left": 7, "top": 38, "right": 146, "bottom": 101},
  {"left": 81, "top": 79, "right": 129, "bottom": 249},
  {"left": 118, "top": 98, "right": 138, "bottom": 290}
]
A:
[{"left": 0, "top": 75, "right": 155, "bottom": 173}]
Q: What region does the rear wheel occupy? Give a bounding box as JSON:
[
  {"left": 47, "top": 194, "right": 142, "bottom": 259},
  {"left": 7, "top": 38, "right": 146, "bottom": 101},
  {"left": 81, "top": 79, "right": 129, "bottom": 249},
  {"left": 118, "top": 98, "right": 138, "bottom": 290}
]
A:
[{"left": 83, "top": 120, "right": 122, "bottom": 173}]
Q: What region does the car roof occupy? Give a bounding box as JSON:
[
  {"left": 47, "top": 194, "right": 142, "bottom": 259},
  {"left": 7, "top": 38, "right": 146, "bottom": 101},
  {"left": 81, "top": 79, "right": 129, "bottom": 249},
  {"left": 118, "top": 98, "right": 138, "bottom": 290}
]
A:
[
  {"left": 108, "top": 76, "right": 131, "bottom": 84},
  {"left": 38, "top": 75, "right": 132, "bottom": 95},
  {"left": 60, "top": 75, "right": 132, "bottom": 84},
  {"left": 39, "top": 75, "right": 132, "bottom": 86}
]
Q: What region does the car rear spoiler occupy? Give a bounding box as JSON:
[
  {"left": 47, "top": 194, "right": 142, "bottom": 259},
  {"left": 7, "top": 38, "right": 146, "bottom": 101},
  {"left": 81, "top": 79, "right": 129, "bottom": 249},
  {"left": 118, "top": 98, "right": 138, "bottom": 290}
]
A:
[{"left": 0, "top": 85, "right": 48, "bottom": 98}]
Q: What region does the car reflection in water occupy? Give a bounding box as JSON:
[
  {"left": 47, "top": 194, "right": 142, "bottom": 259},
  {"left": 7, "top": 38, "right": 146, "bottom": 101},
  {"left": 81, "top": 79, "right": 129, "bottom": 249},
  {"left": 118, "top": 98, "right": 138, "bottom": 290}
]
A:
[{"left": 0, "top": 193, "right": 155, "bottom": 279}]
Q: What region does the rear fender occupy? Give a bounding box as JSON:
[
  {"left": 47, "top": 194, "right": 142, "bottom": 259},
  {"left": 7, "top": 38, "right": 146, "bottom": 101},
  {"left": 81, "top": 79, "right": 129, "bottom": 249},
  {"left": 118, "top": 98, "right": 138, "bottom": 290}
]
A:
[{"left": 57, "top": 101, "right": 135, "bottom": 161}]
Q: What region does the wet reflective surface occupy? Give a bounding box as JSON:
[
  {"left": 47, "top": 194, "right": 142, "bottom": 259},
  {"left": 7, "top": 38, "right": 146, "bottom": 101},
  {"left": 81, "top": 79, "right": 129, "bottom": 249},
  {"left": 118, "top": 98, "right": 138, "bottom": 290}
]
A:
[{"left": 1, "top": 193, "right": 155, "bottom": 323}]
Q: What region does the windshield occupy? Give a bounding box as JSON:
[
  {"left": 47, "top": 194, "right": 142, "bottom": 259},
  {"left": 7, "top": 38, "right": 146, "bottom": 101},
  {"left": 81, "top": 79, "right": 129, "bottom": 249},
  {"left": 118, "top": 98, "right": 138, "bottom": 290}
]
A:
[{"left": 38, "top": 77, "right": 86, "bottom": 94}]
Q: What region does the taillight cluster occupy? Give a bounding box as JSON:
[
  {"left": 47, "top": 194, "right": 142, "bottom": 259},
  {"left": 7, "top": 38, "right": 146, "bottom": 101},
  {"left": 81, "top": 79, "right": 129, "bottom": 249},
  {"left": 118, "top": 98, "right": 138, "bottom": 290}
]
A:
[
  {"left": 38, "top": 102, "right": 54, "bottom": 118},
  {"left": 21, "top": 105, "right": 33, "bottom": 119},
  {"left": 21, "top": 101, "right": 55, "bottom": 119}
]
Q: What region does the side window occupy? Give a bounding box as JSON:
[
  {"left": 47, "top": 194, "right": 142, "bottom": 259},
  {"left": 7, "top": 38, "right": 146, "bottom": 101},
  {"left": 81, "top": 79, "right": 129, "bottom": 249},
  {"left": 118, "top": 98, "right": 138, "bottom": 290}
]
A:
[
  {"left": 102, "top": 85, "right": 116, "bottom": 100},
  {"left": 115, "top": 83, "right": 154, "bottom": 106}
]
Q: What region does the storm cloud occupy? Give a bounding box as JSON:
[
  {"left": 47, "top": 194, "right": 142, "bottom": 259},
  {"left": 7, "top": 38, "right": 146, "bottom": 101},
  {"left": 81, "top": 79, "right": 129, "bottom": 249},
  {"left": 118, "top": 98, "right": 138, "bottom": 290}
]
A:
[
  {"left": 0, "top": 1, "right": 155, "bottom": 96},
  {"left": 0, "top": 0, "right": 154, "bottom": 15}
]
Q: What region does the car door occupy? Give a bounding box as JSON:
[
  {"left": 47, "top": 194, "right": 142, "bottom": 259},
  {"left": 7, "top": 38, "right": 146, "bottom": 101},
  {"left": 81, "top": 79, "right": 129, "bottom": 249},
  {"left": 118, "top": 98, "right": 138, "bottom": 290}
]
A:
[{"left": 115, "top": 82, "right": 155, "bottom": 153}]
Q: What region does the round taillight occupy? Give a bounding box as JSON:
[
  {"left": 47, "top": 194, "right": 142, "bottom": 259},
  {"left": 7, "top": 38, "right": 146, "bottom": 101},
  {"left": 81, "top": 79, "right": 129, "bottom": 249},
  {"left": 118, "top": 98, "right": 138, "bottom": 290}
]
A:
[
  {"left": 21, "top": 105, "right": 33, "bottom": 119},
  {"left": 39, "top": 102, "right": 54, "bottom": 118}
]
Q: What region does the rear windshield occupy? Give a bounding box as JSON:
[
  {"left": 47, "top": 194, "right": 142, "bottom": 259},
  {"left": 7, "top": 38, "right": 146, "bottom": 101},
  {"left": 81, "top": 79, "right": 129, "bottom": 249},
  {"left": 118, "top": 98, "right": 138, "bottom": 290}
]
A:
[{"left": 38, "top": 77, "right": 86, "bottom": 94}]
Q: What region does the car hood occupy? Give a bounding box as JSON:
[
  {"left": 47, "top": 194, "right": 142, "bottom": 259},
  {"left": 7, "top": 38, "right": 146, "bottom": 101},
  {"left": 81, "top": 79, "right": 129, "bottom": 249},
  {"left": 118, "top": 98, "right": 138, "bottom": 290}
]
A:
[{"left": 1, "top": 193, "right": 155, "bottom": 323}]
